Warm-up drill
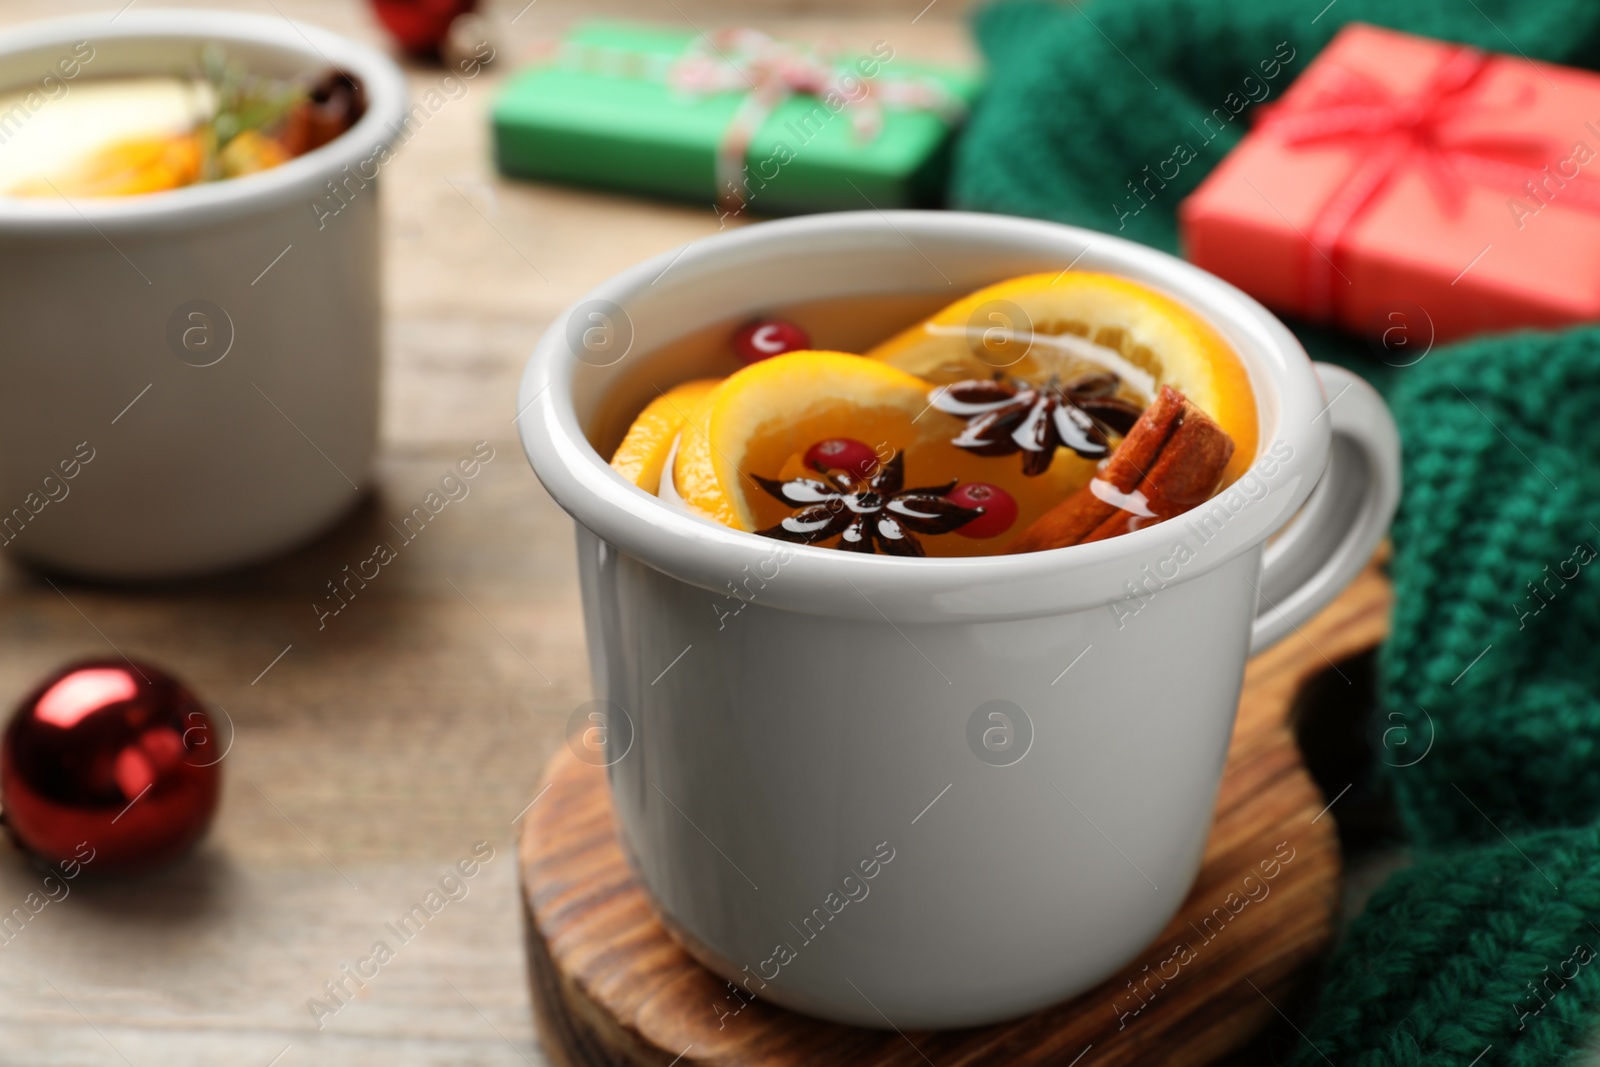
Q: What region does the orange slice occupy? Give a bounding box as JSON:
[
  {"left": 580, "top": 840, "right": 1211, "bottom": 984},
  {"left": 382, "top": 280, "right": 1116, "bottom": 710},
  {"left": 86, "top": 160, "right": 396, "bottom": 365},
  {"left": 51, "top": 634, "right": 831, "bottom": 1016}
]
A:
[
  {"left": 609, "top": 378, "right": 722, "bottom": 494},
  {"left": 11, "top": 132, "right": 204, "bottom": 198},
  {"left": 670, "top": 351, "right": 1095, "bottom": 555},
  {"left": 866, "top": 272, "right": 1258, "bottom": 487}
]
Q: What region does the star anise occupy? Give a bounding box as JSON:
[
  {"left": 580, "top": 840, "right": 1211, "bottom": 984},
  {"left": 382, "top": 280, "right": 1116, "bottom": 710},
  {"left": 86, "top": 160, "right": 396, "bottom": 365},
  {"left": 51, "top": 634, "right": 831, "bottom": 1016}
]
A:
[
  {"left": 928, "top": 373, "right": 1145, "bottom": 476},
  {"left": 752, "top": 453, "right": 980, "bottom": 556}
]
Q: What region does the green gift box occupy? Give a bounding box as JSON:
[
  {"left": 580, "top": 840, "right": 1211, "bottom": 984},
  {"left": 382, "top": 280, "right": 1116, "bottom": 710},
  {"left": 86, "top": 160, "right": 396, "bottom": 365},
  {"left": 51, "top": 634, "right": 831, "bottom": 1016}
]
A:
[{"left": 491, "top": 23, "right": 981, "bottom": 216}]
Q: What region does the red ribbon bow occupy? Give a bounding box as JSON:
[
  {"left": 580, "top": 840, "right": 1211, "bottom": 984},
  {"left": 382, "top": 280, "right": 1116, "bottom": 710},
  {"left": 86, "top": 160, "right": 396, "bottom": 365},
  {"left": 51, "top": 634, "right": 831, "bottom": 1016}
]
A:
[{"left": 1255, "top": 45, "right": 1600, "bottom": 321}]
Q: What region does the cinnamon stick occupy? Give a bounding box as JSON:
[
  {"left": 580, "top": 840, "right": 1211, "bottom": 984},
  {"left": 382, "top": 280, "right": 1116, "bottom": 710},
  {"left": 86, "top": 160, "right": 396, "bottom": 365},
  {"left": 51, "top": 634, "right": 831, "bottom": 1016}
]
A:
[
  {"left": 1080, "top": 400, "right": 1234, "bottom": 544},
  {"left": 1008, "top": 387, "right": 1234, "bottom": 554},
  {"left": 1006, "top": 385, "right": 1185, "bottom": 553}
]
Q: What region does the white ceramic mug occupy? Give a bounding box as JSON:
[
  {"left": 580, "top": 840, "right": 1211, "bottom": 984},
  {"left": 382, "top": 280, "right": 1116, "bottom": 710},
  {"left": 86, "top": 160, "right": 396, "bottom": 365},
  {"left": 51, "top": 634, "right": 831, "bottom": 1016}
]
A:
[
  {"left": 0, "top": 11, "right": 406, "bottom": 580},
  {"left": 518, "top": 212, "right": 1399, "bottom": 1028}
]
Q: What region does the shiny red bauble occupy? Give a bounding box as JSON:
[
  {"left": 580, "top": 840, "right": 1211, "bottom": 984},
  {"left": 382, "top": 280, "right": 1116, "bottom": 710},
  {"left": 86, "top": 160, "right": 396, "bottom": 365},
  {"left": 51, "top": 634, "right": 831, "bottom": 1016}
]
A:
[
  {"left": 948, "top": 483, "right": 1019, "bottom": 538},
  {"left": 732, "top": 319, "right": 810, "bottom": 365},
  {"left": 370, "top": 0, "right": 476, "bottom": 54},
  {"left": 805, "top": 437, "right": 880, "bottom": 480},
  {"left": 1, "top": 661, "right": 222, "bottom": 873}
]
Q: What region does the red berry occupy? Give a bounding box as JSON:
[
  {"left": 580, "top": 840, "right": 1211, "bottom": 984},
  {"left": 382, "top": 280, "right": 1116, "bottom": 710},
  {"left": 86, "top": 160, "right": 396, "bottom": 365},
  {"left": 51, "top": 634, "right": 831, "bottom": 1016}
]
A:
[
  {"left": 733, "top": 319, "right": 810, "bottom": 365},
  {"left": 947, "top": 483, "right": 1018, "bottom": 539},
  {"left": 805, "top": 438, "right": 879, "bottom": 479}
]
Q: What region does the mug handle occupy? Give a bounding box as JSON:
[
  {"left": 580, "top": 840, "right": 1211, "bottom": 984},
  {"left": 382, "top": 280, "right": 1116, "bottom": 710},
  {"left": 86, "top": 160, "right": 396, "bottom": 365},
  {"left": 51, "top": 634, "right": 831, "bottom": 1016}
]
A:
[{"left": 1249, "top": 363, "right": 1401, "bottom": 655}]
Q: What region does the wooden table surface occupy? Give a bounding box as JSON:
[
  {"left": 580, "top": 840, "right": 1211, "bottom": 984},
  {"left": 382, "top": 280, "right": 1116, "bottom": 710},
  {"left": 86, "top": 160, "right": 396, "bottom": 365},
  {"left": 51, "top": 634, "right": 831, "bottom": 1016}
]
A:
[{"left": 0, "top": 1, "right": 978, "bottom": 1063}]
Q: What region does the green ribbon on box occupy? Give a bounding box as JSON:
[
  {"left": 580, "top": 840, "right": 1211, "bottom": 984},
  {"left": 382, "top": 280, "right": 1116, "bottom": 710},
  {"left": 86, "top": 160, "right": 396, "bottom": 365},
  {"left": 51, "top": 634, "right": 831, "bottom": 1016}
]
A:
[{"left": 491, "top": 22, "right": 981, "bottom": 216}]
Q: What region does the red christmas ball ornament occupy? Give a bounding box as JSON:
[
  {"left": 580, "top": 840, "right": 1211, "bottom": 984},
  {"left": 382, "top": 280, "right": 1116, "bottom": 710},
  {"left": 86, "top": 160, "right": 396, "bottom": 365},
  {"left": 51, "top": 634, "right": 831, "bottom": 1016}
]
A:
[
  {"left": 948, "top": 483, "right": 1018, "bottom": 539},
  {"left": 733, "top": 319, "right": 810, "bottom": 365},
  {"left": 805, "top": 437, "right": 880, "bottom": 479},
  {"left": 1, "top": 661, "right": 223, "bottom": 873},
  {"left": 370, "top": 0, "right": 477, "bottom": 54}
]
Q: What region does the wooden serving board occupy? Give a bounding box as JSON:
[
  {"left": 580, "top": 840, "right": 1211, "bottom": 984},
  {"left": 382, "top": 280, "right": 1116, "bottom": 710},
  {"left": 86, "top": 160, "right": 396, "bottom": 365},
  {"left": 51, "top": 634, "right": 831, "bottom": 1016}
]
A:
[{"left": 519, "top": 565, "right": 1392, "bottom": 1067}]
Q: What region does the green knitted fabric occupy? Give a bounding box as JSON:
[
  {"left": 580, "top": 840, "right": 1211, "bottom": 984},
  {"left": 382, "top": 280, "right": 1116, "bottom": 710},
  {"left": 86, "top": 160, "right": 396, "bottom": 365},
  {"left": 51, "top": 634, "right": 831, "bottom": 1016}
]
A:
[
  {"left": 1295, "top": 330, "right": 1600, "bottom": 1067},
  {"left": 1382, "top": 329, "right": 1600, "bottom": 847},
  {"left": 1292, "top": 827, "right": 1600, "bottom": 1066},
  {"left": 949, "top": 2, "right": 1600, "bottom": 1063},
  {"left": 951, "top": 0, "right": 1600, "bottom": 387}
]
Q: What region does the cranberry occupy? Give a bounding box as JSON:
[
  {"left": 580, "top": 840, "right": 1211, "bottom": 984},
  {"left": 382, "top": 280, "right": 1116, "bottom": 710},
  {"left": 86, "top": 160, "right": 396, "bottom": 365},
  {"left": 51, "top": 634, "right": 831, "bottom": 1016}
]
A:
[
  {"left": 733, "top": 319, "right": 810, "bottom": 365},
  {"left": 804, "top": 438, "right": 880, "bottom": 479},
  {"left": 947, "top": 483, "right": 1018, "bottom": 539}
]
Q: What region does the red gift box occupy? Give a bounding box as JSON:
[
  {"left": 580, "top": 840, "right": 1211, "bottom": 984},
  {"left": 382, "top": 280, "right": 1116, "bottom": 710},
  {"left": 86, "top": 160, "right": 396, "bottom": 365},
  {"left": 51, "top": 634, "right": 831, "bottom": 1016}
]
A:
[{"left": 1180, "top": 24, "right": 1600, "bottom": 344}]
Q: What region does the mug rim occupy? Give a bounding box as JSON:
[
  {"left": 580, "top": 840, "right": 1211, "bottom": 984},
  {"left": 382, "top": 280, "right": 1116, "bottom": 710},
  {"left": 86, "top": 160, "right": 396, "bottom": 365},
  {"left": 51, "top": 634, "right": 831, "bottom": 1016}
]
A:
[
  {"left": 0, "top": 8, "right": 409, "bottom": 233},
  {"left": 519, "top": 211, "right": 1331, "bottom": 622}
]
